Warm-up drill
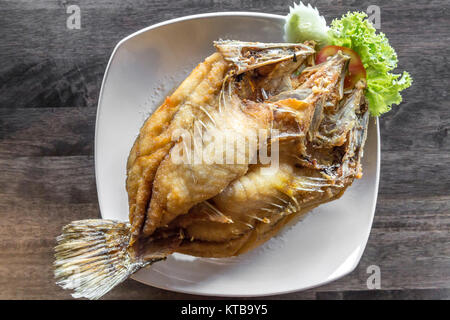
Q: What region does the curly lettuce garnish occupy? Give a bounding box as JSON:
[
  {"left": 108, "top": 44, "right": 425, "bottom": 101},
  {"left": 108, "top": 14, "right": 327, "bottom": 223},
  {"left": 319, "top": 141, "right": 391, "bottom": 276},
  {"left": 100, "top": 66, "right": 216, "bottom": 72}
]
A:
[
  {"left": 285, "top": 5, "right": 412, "bottom": 116},
  {"left": 328, "top": 12, "right": 412, "bottom": 116}
]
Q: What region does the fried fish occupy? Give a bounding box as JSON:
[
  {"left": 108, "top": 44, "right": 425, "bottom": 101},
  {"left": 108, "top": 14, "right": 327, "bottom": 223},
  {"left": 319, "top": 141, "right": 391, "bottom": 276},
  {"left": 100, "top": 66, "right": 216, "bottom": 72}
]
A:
[{"left": 54, "top": 40, "right": 369, "bottom": 299}]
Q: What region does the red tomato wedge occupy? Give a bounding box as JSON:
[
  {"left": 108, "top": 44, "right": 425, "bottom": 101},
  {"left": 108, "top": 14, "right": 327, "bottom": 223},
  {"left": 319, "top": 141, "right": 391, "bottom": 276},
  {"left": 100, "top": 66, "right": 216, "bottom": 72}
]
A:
[{"left": 315, "top": 45, "right": 366, "bottom": 89}]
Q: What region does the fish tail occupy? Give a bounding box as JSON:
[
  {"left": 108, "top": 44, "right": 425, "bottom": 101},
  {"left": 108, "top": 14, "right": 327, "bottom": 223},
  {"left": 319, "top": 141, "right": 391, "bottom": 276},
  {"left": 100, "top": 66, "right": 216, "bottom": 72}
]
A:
[{"left": 54, "top": 219, "right": 149, "bottom": 300}]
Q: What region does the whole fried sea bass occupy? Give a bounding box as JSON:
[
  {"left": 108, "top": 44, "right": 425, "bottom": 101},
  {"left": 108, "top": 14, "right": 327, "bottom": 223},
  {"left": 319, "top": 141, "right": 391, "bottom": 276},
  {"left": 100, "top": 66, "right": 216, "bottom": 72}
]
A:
[{"left": 54, "top": 40, "right": 369, "bottom": 299}]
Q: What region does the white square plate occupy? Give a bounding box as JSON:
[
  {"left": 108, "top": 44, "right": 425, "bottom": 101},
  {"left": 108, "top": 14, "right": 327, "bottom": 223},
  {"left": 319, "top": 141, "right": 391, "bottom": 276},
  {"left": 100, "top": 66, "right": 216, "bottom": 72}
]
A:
[{"left": 95, "top": 12, "right": 380, "bottom": 297}]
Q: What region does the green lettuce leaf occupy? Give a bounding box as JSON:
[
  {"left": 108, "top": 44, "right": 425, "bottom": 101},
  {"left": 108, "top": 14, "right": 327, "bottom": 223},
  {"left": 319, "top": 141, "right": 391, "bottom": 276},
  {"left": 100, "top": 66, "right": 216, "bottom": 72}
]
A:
[{"left": 328, "top": 12, "right": 412, "bottom": 116}]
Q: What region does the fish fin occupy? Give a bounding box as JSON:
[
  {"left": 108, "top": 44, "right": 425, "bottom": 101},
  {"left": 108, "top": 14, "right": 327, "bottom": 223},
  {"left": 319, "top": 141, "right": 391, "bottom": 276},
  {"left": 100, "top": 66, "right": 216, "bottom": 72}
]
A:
[
  {"left": 214, "top": 40, "right": 315, "bottom": 74},
  {"left": 54, "top": 219, "right": 155, "bottom": 300}
]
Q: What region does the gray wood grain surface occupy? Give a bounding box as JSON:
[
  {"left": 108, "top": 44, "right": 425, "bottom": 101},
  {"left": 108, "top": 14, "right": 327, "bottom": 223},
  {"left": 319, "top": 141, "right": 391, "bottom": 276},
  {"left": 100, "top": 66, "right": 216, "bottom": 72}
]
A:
[{"left": 0, "top": 0, "right": 449, "bottom": 300}]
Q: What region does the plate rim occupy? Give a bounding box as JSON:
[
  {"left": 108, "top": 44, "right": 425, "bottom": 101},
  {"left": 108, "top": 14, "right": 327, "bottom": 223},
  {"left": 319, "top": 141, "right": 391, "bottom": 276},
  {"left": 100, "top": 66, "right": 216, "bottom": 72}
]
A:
[{"left": 95, "top": 11, "right": 381, "bottom": 297}]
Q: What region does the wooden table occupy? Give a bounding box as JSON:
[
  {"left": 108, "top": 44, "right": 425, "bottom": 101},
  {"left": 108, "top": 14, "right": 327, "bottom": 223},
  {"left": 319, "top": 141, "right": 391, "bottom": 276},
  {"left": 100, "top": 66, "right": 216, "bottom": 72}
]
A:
[{"left": 0, "top": 0, "right": 449, "bottom": 300}]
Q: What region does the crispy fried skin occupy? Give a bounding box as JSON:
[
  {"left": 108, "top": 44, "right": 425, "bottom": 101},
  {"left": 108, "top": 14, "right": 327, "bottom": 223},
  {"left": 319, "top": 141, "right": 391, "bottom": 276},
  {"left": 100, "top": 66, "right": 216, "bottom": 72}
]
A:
[
  {"left": 142, "top": 81, "right": 274, "bottom": 236},
  {"left": 126, "top": 53, "right": 228, "bottom": 243}
]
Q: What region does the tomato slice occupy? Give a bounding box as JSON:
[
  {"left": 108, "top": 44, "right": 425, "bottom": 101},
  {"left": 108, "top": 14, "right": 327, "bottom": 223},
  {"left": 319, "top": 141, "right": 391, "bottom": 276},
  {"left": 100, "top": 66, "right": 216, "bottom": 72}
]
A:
[{"left": 315, "top": 45, "right": 366, "bottom": 89}]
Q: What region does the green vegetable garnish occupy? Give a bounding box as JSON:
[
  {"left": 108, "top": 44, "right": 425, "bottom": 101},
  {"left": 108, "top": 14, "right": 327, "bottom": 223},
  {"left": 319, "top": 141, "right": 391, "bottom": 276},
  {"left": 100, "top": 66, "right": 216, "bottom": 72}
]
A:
[
  {"left": 328, "top": 12, "right": 412, "bottom": 116},
  {"left": 285, "top": 5, "right": 412, "bottom": 116},
  {"left": 284, "top": 2, "right": 330, "bottom": 47}
]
